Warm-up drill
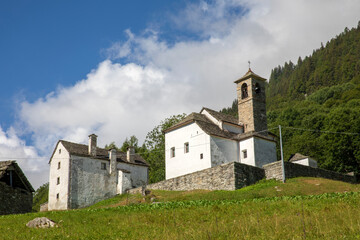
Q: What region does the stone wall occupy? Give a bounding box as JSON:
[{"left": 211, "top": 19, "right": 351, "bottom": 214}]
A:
[
  {"left": 0, "top": 182, "right": 33, "bottom": 215},
  {"left": 129, "top": 162, "right": 265, "bottom": 193},
  {"left": 264, "top": 161, "right": 357, "bottom": 183}
]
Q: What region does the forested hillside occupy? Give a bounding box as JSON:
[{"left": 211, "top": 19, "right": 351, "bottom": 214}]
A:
[
  {"left": 266, "top": 22, "right": 360, "bottom": 107},
  {"left": 221, "top": 24, "right": 360, "bottom": 173}
]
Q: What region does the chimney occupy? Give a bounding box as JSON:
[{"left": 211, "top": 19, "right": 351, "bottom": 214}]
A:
[
  {"left": 127, "top": 146, "right": 135, "bottom": 163},
  {"left": 88, "top": 134, "right": 97, "bottom": 157},
  {"left": 109, "top": 148, "right": 117, "bottom": 174}
]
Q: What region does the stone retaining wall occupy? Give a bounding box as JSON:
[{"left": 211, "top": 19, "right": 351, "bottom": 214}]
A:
[
  {"left": 129, "top": 162, "right": 265, "bottom": 193},
  {"left": 264, "top": 161, "right": 357, "bottom": 183},
  {"left": 0, "top": 182, "right": 33, "bottom": 215}
]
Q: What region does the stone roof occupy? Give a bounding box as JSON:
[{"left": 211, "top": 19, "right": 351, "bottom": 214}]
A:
[
  {"left": 165, "top": 110, "right": 242, "bottom": 140},
  {"left": 201, "top": 107, "right": 239, "bottom": 125},
  {"left": 56, "top": 140, "right": 148, "bottom": 167},
  {"left": 234, "top": 68, "right": 266, "bottom": 84},
  {"left": 289, "top": 153, "right": 309, "bottom": 162},
  {"left": 0, "top": 161, "right": 34, "bottom": 192}
]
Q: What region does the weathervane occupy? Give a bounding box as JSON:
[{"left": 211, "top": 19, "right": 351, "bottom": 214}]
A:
[{"left": 248, "top": 60, "right": 251, "bottom": 69}]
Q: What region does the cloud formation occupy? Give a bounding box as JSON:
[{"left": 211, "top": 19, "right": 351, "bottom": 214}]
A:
[{"left": 7, "top": 0, "right": 360, "bottom": 189}]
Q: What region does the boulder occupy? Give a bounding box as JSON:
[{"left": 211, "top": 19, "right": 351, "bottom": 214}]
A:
[{"left": 26, "top": 217, "right": 57, "bottom": 228}]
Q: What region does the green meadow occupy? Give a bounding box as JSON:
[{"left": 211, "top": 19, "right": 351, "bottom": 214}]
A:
[{"left": 2, "top": 177, "right": 360, "bottom": 239}]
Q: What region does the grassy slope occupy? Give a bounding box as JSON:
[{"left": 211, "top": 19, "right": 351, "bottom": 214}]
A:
[{"left": 2, "top": 177, "right": 360, "bottom": 239}]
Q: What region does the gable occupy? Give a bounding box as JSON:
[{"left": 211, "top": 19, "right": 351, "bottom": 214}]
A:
[{"left": 0, "top": 161, "right": 34, "bottom": 192}]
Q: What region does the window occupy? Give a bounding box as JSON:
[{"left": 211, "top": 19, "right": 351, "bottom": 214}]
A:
[
  {"left": 57, "top": 177, "right": 60, "bottom": 185},
  {"left": 57, "top": 162, "right": 61, "bottom": 169},
  {"left": 59, "top": 149, "right": 61, "bottom": 154},
  {"left": 241, "top": 83, "right": 248, "bottom": 99},
  {"left": 200, "top": 153, "right": 203, "bottom": 159},
  {"left": 243, "top": 150, "right": 248, "bottom": 159},
  {"left": 56, "top": 193, "right": 59, "bottom": 200},
  {"left": 101, "top": 162, "right": 106, "bottom": 170},
  {"left": 170, "top": 147, "right": 175, "bottom": 158},
  {"left": 184, "top": 142, "right": 189, "bottom": 153}
]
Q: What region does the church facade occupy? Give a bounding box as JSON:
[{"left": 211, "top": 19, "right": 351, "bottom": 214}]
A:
[{"left": 165, "top": 69, "right": 277, "bottom": 180}]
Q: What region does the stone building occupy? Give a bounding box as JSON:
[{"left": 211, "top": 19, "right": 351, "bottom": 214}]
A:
[
  {"left": 165, "top": 69, "right": 277, "bottom": 180},
  {"left": 0, "top": 161, "right": 34, "bottom": 215},
  {"left": 48, "top": 134, "right": 148, "bottom": 210},
  {"left": 289, "top": 153, "right": 318, "bottom": 168}
]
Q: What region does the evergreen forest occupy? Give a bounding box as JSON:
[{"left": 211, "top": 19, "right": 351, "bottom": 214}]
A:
[{"left": 222, "top": 23, "right": 360, "bottom": 173}]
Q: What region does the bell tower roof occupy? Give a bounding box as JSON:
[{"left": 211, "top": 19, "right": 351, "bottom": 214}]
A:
[{"left": 234, "top": 68, "right": 266, "bottom": 84}]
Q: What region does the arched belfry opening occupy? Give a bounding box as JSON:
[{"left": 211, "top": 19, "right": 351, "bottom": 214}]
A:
[{"left": 241, "top": 83, "right": 248, "bottom": 99}]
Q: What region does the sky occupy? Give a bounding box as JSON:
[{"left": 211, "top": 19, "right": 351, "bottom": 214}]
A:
[{"left": 0, "top": 0, "right": 359, "bottom": 189}]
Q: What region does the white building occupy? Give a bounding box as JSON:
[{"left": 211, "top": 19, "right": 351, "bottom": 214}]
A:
[
  {"left": 48, "top": 134, "right": 148, "bottom": 210},
  {"left": 289, "top": 153, "right": 318, "bottom": 168},
  {"left": 165, "top": 69, "right": 278, "bottom": 179}
]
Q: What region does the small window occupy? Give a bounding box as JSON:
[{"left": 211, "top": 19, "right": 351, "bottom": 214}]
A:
[
  {"left": 56, "top": 193, "right": 59, "bottom": 200},
  {"left": 243, "top": 150, "right": 248, "bottom": 159},
  {"left": 101, "top": 162, "right": 106, "bottom": 170},
  {"left": 57, "top": 177, "right": 60, "bottom": 185},
  {"left": 57, "top": 162, "right": 61, "bottom": 169},
  {"left": 184, "top": 142, "right": 189, "bottom": 153},
  {"left": 170, "top": 147, "right": 175, "bottom": 158},
  {"left": 200, "top": 153, "right": 203, "bottom": 159},
  {"left": 59, "top": 149, "right": 61, "bottom": 154}
]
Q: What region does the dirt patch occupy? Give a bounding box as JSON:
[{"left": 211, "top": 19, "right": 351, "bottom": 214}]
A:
[{"left": 302, "top": 179, "right": 322, "bottom": 185}]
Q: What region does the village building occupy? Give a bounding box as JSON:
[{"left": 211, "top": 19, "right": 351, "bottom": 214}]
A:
[
  {"left": 164, "top": 69, "right": 278, "bottom": 179},
  {"left": 289, "top": 153, "right": 318, "bottom": 168},
  {"left": 0, "top": 161, "right": 34, "bottom": 215},
  {"left": 48, "top": 134, "right": 148, "bottom": 210}
]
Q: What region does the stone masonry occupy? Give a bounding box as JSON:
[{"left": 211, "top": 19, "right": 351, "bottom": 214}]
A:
[
  {"left": 0, "top": 182, "right": 33, "bottom": 215},
  {"left": 264, "top": 161, "right": 357, "bottom": 183},
  {"left": 130, "top": 160, "right": 358, "bottom": 194},
  {"left": 129, "top": 162, "right": 265, "bottom": 193}
]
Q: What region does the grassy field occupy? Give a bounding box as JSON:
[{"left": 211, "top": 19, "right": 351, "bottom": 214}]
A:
[{"left": 2, "top": 177, "right": 360, "bottom": 239}]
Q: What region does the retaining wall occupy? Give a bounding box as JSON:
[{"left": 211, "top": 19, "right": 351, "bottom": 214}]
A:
[
  {"left": 264, "top": 161, "right": 357, "bottom": 183},
  {"left": 129, "top": 162, "right": 265, "bottom": 193}
]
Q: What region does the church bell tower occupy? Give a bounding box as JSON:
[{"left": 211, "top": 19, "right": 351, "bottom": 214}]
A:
[{"left": 234, "top": 68, "right": 268, "bottom": 133}]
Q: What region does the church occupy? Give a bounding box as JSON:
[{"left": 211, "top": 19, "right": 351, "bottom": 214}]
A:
[{"left": 164, "top": 69, "right": 277, "bottom": 179}]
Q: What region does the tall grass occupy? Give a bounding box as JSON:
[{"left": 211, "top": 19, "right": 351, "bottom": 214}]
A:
[{"left": 2, "top": 178, "right": 360, "bottom": 239}]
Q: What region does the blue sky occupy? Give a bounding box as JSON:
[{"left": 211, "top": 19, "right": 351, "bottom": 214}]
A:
[
  {"left": 0, "top": 0, "right": 187, "bottom": 127},
  {"left": 0, "top": 0, "right": 359, "bottom": 189}
]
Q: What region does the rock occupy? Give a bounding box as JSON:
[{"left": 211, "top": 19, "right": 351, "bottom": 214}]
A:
[{"left": 26, "top": 217, "right": 57, "bottom": 228}]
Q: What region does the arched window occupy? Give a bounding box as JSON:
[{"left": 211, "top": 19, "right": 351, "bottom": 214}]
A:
[
  {"left": 241, "top": 83, "right": 248, "bottom": 99},
  {"left": 254, "top": 83, "right": 261, "bottom": 94}
]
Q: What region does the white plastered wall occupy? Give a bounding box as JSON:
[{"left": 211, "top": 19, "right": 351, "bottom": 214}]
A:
[
  {"left": 48, "top": 142, "right": 70, "bottom": 211},
  {"left": 239, "top": 138, "right": 256, "bottom": 166},
  {"left": 117, "top": 162, "right": 148, "bottom": 188},
  {"left": 68, "top": 156, "right": 116, "bottom": 209},
  {"left": 253, "top": 137, "right": 277, "bottom": 167},
  {"left": 210, "top": 136, "right": 239, "bottom": 167},
  {"left": 222, "top": 123, "right": 243, "bottom": 134},
  {"left": 292, "top": 158, "right": 318, "bottom": 168},
  {"left": 165, "top": 122, "right": 211, "bottom": 179},
  {"left": 117, "top": 170, "right": 132, "bottom": 194}
]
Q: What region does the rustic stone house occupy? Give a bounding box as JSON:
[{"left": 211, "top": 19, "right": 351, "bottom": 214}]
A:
[
  {"left": 48, "top": 134, "right": 148, "bottom": 210},
  {"left": 0, "top": 161, "right": 34, "bottom": 215},
  {"left": 165, "top": 69, "right": 277, "bottom": 179}
]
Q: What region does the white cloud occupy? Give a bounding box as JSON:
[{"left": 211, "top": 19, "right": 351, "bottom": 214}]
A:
[
  {"left": 10, "top": 0, "right": 360, "bottom": 189},
  {"left": 0, "top": 126, "right": 47, "bottom": 189}
]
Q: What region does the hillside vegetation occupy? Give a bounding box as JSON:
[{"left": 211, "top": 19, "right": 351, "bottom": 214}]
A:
[
  {"left": 221, "top": 24, "right": 360, "bottom": 174},
  {"left": 3, "top": 177, "right": 360, "bottom": 239}
]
